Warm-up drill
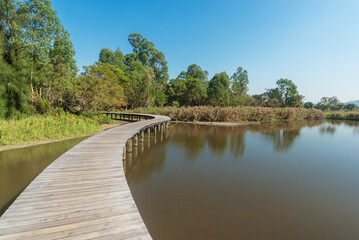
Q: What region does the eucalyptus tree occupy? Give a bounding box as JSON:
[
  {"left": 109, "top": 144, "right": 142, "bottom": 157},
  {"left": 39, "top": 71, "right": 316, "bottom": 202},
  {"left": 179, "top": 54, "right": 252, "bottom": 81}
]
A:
[
  {"left": 99, "top": 47, "right": 127, "bottom": 72},
  {"left": 231, "top": 67, "right": 249, "bottom": 96},
  {"left": 207, "top": 72, "right": 231, "bottom": 106},
  {"left": 0, "top": 0, "right": 77, "bottom": 115},
  {"left": 177, "top": 64, "right": 208, "bottom": 104},
  {"left": 126, "top": 33, "right": 169, "bottom": 106}
]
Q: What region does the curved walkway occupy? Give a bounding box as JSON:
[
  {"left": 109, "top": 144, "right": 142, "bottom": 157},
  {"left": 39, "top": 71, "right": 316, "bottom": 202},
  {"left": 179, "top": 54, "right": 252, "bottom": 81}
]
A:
[{"left": 0, "top": 113, "right": 170, "bottom": 240}]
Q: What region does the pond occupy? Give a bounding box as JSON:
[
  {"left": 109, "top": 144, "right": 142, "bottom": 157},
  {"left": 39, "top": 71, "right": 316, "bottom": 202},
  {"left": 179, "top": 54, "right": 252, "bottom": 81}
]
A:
[
  {"left": 0, "top": 137, "right": 87, "bottom": 216},
  {"left": 126, "top": 120, "right": 359, "bottom": 240}
]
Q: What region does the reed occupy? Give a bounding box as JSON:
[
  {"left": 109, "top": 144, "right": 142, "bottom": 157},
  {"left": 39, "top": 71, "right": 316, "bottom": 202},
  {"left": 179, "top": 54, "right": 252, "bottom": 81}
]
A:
[
  {"left": 128, "top": 106, "right": 324, "bottom": 122},
  {"left": 0, "top": 113, "right": 100, "bottom": 146}
]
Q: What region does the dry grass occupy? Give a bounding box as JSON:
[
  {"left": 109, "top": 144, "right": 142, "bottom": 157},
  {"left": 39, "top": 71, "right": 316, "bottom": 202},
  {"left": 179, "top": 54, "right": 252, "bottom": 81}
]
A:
[{"left": 128, "top": 106, "right": 324, "bottom": 122}]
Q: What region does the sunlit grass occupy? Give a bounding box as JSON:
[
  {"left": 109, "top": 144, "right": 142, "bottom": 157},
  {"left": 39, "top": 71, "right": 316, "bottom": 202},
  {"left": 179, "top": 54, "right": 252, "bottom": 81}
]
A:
[
  {"left": 0, "top": 113, "right": 100, "bottom": 146},
  {"left": 325, "top": 111, "right": 359, "bottom": 121}
]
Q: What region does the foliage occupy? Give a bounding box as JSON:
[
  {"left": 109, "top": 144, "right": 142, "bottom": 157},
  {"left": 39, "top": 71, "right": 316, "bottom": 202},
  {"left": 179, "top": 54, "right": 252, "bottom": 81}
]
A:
[
  {"left": 99, "top": 47, "right": 126, "bottom": 71},
  {"left": 255, "top": 79, "right": 303, "bottom": 108},
  {"left": 76, "top": 62, "right": 127, "bottom": 111},
  {"left": 166, "top": 77, "right": 204, "bottom": 106},
  {"left": 343, "top": 103, "right": 356, "bottom": 111},
  {"left": 231, "top": 67, "right": 248, "bottom": 96},
  {"left": 207, "top": 72, "right": 231, "bottom": 106},
  {"left": 304, "top": 102, "right": 314, "bottom": 109},
  {"left": 0, "top": 113, "right": 100, "bottom": 146},
  {"left": 315, "top": 96, "right": 342, "bottom": 111},
  {"left": 0, "top": 0, "right": 77, "bottom": 118}
]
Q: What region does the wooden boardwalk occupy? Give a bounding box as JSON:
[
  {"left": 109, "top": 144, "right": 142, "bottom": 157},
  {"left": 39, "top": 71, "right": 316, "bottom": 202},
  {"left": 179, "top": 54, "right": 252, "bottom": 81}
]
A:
[{"left": 0, "top": 113, "right": 170, "bottom": 240}]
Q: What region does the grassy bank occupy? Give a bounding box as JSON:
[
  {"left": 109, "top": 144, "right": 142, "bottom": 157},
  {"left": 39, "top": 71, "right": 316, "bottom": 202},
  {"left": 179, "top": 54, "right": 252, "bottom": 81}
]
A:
[
  {"left": 129, "top": 106, "right": 323, "bottom": 122},
  {"left": 324, "top": 111, "right": 359, "bottom": 121},
  {"left": 0, "top": 113, "right": 102, "bottom": 147}
]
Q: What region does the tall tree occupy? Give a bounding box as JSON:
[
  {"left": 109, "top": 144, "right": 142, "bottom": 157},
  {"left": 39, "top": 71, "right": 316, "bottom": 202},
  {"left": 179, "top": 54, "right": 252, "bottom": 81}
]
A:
[
  {"left": 0, "top": 0, "right": 77, "bottom": 115},
  {"left": 207, "top": 72, "right": 230, "bottom": 106},
  {"left": 125, "top": 60, "right": 154, "bottom": 108},
  {"left": 99, "top": 47, "right": 126, "bottom": 71},
  {"left": 231, "top": 67, "right": 248, "bottom": 96},
  {"left": 127, "top": 33, "right": 168, "bottom": 83},
  {"left": 126, "top": 33, "right": 169, "bottom": 106},
  {"left": 176, "top": 64, "right": 208, "bottom": 105}
]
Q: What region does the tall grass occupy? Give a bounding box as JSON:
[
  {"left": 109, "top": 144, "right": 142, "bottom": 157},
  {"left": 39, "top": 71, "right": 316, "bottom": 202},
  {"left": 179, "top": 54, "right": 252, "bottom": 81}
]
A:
[
  {"left": 324, "top": 111, "right": 359, "bottom": 121},
  {"left": 0, "top": 113, "right": 100, "bottom": 146},
  {"left": 128, "top": 106, "right": 324, "bottom": 122}
]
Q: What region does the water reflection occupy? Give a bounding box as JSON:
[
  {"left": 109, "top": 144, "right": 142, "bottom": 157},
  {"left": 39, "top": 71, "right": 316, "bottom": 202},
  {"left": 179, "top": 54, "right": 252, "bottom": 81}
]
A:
[
  {"left": 126, "top": 120, "right": 359, "bottom": 240},
  {"left": 126, "top": 121, "right": 326, "bottom": 181},
  {"left": 125, "top": 130, "right": 170, "bottom": 184}
]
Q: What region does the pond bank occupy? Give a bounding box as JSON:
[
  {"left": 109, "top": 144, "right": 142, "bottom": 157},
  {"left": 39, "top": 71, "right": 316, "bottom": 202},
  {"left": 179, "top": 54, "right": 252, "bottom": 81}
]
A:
[{"left": 0, "top": 120, "right": 127, "bottom": 152}]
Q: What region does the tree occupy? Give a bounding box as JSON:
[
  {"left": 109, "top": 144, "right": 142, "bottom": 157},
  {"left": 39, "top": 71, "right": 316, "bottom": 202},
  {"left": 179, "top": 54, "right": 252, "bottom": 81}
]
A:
[
  {"left": 125, "top": 60, "right": 154, "bottom": 108},
  {"left": 99, "top": 47, "right": 126, "bottom": 71},
  {"left": 126, "top": 33, "right": 168, "bottom": 106},
  {"left": 304, "top": 102, "right": 314, "bottom": 109},
  {"left": 0, "top": 0, "right": 78, "bottom": 116},
  {"left": 276, "top": 78, "right": 302, "bottom": 107},
  {"left": 207, "top": 72, "right": 230, "bottom": 106},
  {"left": 231, "top": 67, "right": 249, "bottom": 96},
  {"left": 343, "top": 103, "right": 356, "bottom": 111},
  {"left": 166, "top": 77, "right": 203, "bottom": 106},
  {"left": 176, "top": 64, "right": 208, "bottom": 105},
  {"left": 127, "top": 33, "right": 168, "bottom": 83},
  {"left": 261, "top": 79, "right": 303, "bottom": 107},
  {"left": 76, "top": 62, "right": 127, "bottom": 111},
  {"left": 315, "top": 96, "right": 342, "bottom": 111}
]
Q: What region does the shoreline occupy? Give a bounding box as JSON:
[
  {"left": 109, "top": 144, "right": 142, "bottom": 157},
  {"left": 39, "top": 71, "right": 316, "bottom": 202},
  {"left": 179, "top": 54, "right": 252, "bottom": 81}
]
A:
[{"left": 0, "top": 121, "right": 128, "bottom": 153}]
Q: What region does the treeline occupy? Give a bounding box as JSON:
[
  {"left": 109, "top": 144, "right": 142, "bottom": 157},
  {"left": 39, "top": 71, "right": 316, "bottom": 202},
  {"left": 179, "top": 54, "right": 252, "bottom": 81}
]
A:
[
  {"left": 304, "top": 96, "right": 358, "bottom": 111},
  {"left": 0, "top": 0, "right": 355, "bottom": 120}
]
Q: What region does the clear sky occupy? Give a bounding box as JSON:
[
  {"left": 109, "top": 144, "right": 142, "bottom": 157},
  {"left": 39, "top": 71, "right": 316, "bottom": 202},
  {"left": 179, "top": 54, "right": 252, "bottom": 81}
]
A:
[{"left": 52, "top": 0, "right": 359, "bottom": 103}]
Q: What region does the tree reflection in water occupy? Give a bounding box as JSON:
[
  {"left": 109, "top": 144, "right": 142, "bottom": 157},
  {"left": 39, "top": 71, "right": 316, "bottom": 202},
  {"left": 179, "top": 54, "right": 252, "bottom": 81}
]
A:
[{"left": 126, "top": 120, "right": 325, "bottom": 182}]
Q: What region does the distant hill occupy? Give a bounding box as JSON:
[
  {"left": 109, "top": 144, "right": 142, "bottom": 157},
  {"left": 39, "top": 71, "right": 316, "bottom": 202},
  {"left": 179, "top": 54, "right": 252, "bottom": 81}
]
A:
[{"left": 347, "top": 100, "right": 359, "bottom": 106}]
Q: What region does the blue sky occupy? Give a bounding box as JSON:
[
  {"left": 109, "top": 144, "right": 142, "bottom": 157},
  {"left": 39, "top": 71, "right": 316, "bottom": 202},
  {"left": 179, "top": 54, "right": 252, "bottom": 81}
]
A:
[{"left": 52, "top": 0, "right": 359, "bottom": 102}]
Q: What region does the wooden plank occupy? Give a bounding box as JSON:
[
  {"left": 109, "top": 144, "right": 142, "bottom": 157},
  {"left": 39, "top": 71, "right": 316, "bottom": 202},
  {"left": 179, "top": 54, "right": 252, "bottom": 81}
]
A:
[{"left": 0, "top": 113, "right": 170, "bottom": 240}]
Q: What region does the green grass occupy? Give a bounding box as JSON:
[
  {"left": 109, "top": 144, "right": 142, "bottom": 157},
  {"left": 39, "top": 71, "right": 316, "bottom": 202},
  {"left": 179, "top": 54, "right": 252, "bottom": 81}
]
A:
[
  {"left": 0, "top": 113, "right": 101, "bottom": 147},
  {"left": 324, "top": 111, "right": 359, "bottom": 121},
  {"left": 128, "top": 106, "right": 324, "bottom": 122}
]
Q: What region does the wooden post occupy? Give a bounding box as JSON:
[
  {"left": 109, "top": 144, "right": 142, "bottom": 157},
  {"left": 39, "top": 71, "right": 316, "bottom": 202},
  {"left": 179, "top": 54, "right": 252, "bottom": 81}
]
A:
[
  {"left": 134, "top": 135, "right": 138, "bottom": 147},
  {"left": 147, "top": 128, "right": 151, "bottom": 139},
  {"left": 154, "top": 125, "right": 157, "bottom": 136},
  {"left": 140, "top": 131, "right": 144, "bottom": 142},
  {"left": 161, "top": 130, "right": 163, "bottom": 142},
  {"left": 127, "top": 139, "right": 132, "bottom": 152},
  {"left": 123, "top": 147, "right": 126, "bottom": 160}
]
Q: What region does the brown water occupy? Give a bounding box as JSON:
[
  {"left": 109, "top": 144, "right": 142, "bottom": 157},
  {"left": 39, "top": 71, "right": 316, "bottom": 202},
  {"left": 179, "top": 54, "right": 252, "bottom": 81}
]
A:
[
  {"left": 126, "top": 120, "right": 359, "bottom": 240},
  {"left": 0, "top": 137, "right": 87, "bottom": 216}
]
